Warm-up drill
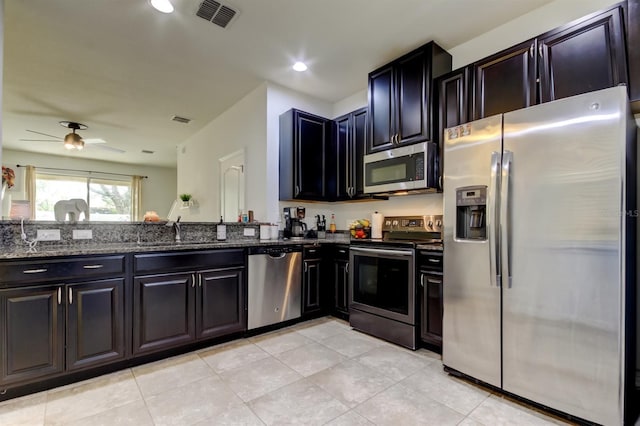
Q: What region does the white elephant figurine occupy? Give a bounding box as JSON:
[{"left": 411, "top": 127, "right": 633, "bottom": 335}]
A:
[{"left": 54, "top": 199, "right": 90, "bottom": 222}]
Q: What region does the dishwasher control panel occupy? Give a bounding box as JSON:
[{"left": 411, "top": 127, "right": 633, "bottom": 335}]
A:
[{"left": 248, "top": 245, "right": 302, "bottom": 255}]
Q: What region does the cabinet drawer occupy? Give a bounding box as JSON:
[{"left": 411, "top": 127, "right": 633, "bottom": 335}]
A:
[
  {"left": 334, "top": 245, "right": 349, "bottom": 261},
  {"left": 417, "top": 251, "right": 443, "bottom": 272},
  {"left": 0, "top": 255, "right": 126, "bottom": 286},
  {"left": 303, "top": 246, "right": 322, "bottom": 260},
  {"left": 134, "top": 249, "right": 244, "bottom": 275}
]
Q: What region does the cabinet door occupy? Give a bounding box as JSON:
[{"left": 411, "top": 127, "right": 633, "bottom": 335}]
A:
[
  {"left": 66, "top": 279, "right": 126, "bottom": 371},
  {"left": 368, "top": 64, "right": 395, "bottom": 153},
  {"left": 196, "top": 268, "right": 246, "bottom": 340},
  {"left": 396, "top": 49, "right": 430, "bottom": 145},
  {"left": 0, "top": 286, "right": 64, "bottom": 385},
  {"left": 420, "top": 273, "right": 443, "bottom": 347},
  {"left": 303, "top": 259, "right": 322, "bottom": 314},
  {"left": 334, "top": 260, "right": 349, "bottom": 314},
  {"left": 296, "top": 112, "right": 328, "bottom": 199},
  {"left": 437, "top": 68, "right": 470, "bottom": 190},
  {"left": 473, "top": 40, "right": 538, "bottom": 119},
  {"left": 539, "top": 7, "right": 627, "bottom": 103},
  {"left": 351, "top": 108, "right": 368, "bottom": 197},
  {"left": 334, "top": 114, "right": 351, "bottom": 200},
  {"left": 133, "top": 273, "right": 195, "bottom": 355}
]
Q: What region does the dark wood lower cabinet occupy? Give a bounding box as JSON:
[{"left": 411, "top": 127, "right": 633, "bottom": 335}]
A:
[
  {"left": 333, "top": 259, "right": 349, "bottom": 315},
  {"left": 0, "top": 286, "right": 65, "bottom": 385},
  {"left": 302, "top": 259, "right": 322, "bottom": 314},
  {"left": 66, "top": 279, "right": 126, "bottom": 371},
  {"left": 419, "top": 272, "right": 443, "bottom": 347},
  {"left": 134, "top": 267, "right": 246, "bottom": 354},
  {"left": 196, "top": 268, "right": 246, "bottom": 339},
  {"left": 133, "top": 273, "right": 196, "bottom": 355}
]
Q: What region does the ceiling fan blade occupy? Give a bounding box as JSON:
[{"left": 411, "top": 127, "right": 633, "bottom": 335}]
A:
[
  {"left": 19, "top": 138, "right": 60, "bottom": 142},
  {"left": 93, "top": 145, "right": 126, "bottom": 154},
  {"left": 25, "top": 129, "right": 62, "bottom": 140}
]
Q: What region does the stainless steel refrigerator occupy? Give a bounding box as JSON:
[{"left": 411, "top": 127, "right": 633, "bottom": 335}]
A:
[{"left": 442, "top": 86, "right": 637, "bottom": 425}]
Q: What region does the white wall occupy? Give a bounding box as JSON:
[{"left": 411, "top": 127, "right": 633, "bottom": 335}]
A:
[
  {"left": 177, "top": 83, "right": 268, "bottom": 222},
  {"left": 332, "top": 90, "right": 367, "bottom": 119},
  {"left": 1, "top": 149, "right": 176, "bottom": 219}
]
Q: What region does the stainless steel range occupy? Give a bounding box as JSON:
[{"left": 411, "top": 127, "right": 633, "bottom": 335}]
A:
[{"left": 349, "top": 215, "right": 442, "bottom": 349}]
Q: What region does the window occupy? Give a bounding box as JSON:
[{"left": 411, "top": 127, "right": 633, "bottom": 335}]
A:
[{"left": 35, "top": 172, "right": 133, "bottom": 221}]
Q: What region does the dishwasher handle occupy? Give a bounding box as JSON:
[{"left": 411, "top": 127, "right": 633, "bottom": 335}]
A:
[{"left": 268, "top": 253, "right": 287, "bottom": 259}]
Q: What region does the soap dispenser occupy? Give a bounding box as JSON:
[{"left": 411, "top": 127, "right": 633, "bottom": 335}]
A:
[{"left": 217, "top": 216, "right": 226, "bottom": 241}]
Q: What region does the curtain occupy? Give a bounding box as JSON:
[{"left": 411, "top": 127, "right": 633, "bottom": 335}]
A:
[
  {"left": 25, "top": 165, "right": 36, "bottom": 220},
  {"left": 131, "top": 175, "right": 144, "bottom": 221}
]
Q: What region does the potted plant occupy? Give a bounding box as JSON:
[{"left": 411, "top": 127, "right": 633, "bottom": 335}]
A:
[{"left": 179, "top": 193, "right": 193, "bottom": 208}]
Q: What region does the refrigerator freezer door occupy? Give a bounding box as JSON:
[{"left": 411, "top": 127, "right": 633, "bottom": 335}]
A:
[
  {"left": 501, "top": 87, "right": 629, "bottom": 425},
  {"left": 442, "top": 115, "right": 503, "bottom": 387}
]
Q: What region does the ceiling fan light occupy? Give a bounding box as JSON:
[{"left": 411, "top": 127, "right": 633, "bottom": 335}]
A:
[
  {"left": 64, "top": 139, "right": 75, "bottom": 150},
  {"left": 150, "top": 0, "right": 174, "bottom": 13},
  {"left": 76, "top": 140, "right": 85, "bottom": 150}
]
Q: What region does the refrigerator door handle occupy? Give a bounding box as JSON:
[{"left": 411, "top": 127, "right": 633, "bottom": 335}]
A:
[
  {"left": 501, "top": 150, "right": 513, "bottom": 288},
  {"left": 488, "top": 151, "right": 501, "bottom": 287}
]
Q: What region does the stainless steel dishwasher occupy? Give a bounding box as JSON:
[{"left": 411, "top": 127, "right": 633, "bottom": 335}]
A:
[{"left": 247, "top": 245, "right": 302, "bottom": 330}]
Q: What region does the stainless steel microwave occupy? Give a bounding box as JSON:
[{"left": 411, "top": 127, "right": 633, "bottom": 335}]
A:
[{"left": 363, "top": 142, "right": 436, "bottom": 194}]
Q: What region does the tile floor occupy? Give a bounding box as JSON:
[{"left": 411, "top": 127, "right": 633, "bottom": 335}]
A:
[{"left": 0, "top": 317, "right": 572, "bottom": 426}]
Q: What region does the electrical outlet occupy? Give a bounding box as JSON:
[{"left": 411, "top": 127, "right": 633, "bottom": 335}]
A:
[
  {"left": 37, "top": 229, "right": 61, "bottom": 241},
  {"left": 72, "top": 229, "right": 93, "bottom": 240},
  {"left": 243, "top": 228, "right": 256, "bottom": 237}
]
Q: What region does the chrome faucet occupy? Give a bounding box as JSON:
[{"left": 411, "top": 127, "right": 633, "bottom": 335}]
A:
[{"left": 173, "top": 215, "right": 182, "bottom": 243}]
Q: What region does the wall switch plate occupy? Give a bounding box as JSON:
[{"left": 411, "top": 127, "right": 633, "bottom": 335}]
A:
[
  {"left": 243, "top": 228, "right": 256, "bottom": 237},
  {"left": 37, "top": 229, "right": 61, "bottom": 241},
  {"left": 73, "top": 229, "right": 93, "bottom": 240}
]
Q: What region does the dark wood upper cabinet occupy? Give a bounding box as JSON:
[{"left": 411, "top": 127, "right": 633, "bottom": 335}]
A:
[
  {"left": 473, "top": 3, "right": 629, "bottom": 119},
  {"left": 473, "top": 39, "right": 538, "bottom": 120},
  {"left": 367, "top": 42, "right": 452, "bottom": 154},
  {"left": 333, "top": 107, "right": 367, "bottom": 200},
  {"left": 628, "top": 0, "right": 640, "bottom": 109},
  {"left": 539, "top": 6, "right": 628, "bottom": 103},
  {"left": 279, "top": 109, "right": 331, "bottom": 201},
  {"left": 436, "top": 67, "right": 471, "bottom": 189}
]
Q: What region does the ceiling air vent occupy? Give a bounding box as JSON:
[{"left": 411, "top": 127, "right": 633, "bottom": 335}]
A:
[
  {"left": 196, "top": 0, "right": 237, "bottom": 28},
  {"left": 141, "top": 150, "right": 155, "bottom": 154},
  {"left": 171, "top": 115, "right": 192, "bottom": 124}
]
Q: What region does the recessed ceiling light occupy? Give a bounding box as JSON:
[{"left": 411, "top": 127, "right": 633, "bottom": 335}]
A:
[
  {"left": 150, "top": 0, "right": 174, "bottom": 13},
  {"left": 292, "top": 62, "right": 308, "bottom": 72}
]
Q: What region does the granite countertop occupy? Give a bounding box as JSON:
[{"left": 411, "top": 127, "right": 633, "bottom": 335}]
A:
[{"left": 0, "top": 236, "right": 351, "bottom": 260}]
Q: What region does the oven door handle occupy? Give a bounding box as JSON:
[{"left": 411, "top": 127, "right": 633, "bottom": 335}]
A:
[{"left": 350, "top": 247, "right": 413, "bottom": 257}]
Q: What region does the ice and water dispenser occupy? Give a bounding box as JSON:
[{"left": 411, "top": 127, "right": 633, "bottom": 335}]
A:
[{"left": 456, "top": 186, "right": 487, "bottom": 240}]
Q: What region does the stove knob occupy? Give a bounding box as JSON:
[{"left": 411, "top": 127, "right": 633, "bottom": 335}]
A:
[
  {"left": 392, "top": 220, "right": 399, "bottom": 227},
  {"left": 428, "top": 220, "right": 433, "bottom": 229},
  {"left": 436, "top": 220, "right": 442, "bottom": 227}
]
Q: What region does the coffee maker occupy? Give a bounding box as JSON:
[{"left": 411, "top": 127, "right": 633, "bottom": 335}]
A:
[{"left": 283, "top": 207, "right": 307, "bottom": 239}]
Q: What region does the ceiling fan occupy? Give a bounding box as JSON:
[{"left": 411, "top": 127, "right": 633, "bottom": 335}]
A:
[{"left": 20, "top": 121, "right": 126, "bottom": 153}]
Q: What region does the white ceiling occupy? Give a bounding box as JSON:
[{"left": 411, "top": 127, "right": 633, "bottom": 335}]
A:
[{"left": 3, "top": 0, "right": 555, "bottom": 167}]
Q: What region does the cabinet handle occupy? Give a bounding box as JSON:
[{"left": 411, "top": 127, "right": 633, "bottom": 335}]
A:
[
  {"left": 439, "top": 176, "right": 442, "bottom": 190},
  {"left": 420, "top": 274, "right": 425, "bottom": 287},
  {"left": 83, "top": 264, "right": 104, "bottom": 269},
  {"left": 295, "top": 185, "right": 300, "bottom": 197},
  {"left": 529, "top": 43, "right": 534, "bottom": 58},
  {"left": 57, "top": 288, "right": 62, "bottom": 305},
  {"left": 199, "top": 274, "right": 202, "bottom": 287},
  {"left": 538, "top": 43, "right": 543, "bottom": 58},
  {"left": 428, "top": 258, "right": 441, "bottom": 263},
  {"left": 191, "top": 273, "right": 196, "bottom": 288},
  {"left": 23, "top": 268, "right": 47, "bottom": 274},
  {"left": 338, "top": 249, "right": 346, "bottom": 254},
  {"left": 68, "top": 288, "right": 73, "bottom": 305},
  {"left": 304, "top": 262, "right": 308, "bottom": 273},
  {"left": 345, "top": 262, "right": 349, "bottom": 273},
  {"left": 427, "top": 278, "right": 443, "bottom": 285}
]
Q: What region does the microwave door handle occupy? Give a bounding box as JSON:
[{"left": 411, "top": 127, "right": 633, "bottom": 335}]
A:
[
  {"left": 501, "top": 151, "right": 513, "bottom": 288},
  {"left": 488, "top": 151, "right": 501, "bottom": 287}
]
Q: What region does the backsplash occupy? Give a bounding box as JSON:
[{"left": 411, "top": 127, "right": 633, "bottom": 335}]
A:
[{"left": 0, "top": 221, "right": 261, "bottom": 251}]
